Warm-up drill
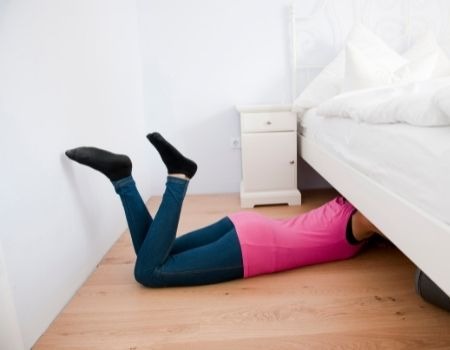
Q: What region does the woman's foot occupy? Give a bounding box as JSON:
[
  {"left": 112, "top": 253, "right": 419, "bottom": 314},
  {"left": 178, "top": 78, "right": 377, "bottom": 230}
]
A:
[
  {"left": 65, "top": 147, "right": 132, "bottom": 181},
  {"left": 147, "top": 132, "right": 197, "bottom": 179}
]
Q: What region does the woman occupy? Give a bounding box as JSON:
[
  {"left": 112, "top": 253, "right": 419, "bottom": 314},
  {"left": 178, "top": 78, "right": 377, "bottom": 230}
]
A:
[{"left": 65, "top": 132, "right": 379, "bottom": 288}]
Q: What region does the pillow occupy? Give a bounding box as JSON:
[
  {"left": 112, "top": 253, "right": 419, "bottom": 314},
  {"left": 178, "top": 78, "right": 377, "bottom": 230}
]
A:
[
  {"left": 343, "top": 43, "right": 438, "bottom": 92},
  {"left": 291, "top": 51, "right": 344, "bottom": 112},
  {"left": 292, "top": 22, "right": 406, "bottom": 111},
  {"left": 396, "top": 51, "right": 439, "bottom": 83},
  {"left": 403, "top": 32, "right": 450, "bottom": 78},
  {"left": 343, "top": 43, "right": 395, "bottom": 91},
  {"left": 345, "top": 23, "right": 406, "bottom": 69}
]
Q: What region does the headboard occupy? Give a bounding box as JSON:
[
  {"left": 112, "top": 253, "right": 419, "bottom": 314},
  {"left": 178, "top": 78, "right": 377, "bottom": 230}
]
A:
[{"left": 290, "top": 0, "right": 450, "bottom": 101}]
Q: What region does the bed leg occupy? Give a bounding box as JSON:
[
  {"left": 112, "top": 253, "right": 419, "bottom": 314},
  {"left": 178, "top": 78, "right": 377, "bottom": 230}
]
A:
[{"left": 415, "top": 268, "right": 450, "bottom": 312}]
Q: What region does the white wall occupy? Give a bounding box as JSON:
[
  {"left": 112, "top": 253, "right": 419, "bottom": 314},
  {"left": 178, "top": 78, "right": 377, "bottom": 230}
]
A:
[
  {"left": 0, "top": 242, "right": 24, "bottom": 349},
  {"left": 0, "top": 0, "right": 151, "bottom": 348},
  {"left": 136, "top": 0, "right": 329, "bottom": 194},
  {"left": 136, "top": 0, "right": 324, "bottom": 194}
]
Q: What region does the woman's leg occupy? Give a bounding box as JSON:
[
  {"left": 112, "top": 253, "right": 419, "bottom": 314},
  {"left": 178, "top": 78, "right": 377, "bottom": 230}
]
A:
[
  {"left": 66, "top": 133, "right": 242, "bottom": 287},
  {"left": 113, "top": 176, "right": 153, "bottom": 254},
  {"left": 154, "top": 228, "right": 243, "bottom": 287},
  {"left": 132, "top": 176, "right": 243, "bottom": 287},
  {"left": 113, "top": 175, "right": 235, "bottom": 258},
  {"left": 65, "top": 147, "right": 153, "bottom": 254},
  {"left": 132, "top": 177, "right": 243, "bottom": 286},
  {"left": 170, "top": 217, "right": 235, "bottom": 255},
  {"left": 133, "top": 176, "right": 188, "bottom": 285},
  {"left": 135, "top": 133, "right": 243, "bottom": 287}
]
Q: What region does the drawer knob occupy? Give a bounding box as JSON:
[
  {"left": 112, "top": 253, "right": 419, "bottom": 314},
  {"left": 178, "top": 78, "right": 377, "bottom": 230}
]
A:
[
  {"left": 266, "top": 121, "right": 272, "bottom": 125},
  {"left": 290, "top": 160, "right": 295, "bottom": 165}
]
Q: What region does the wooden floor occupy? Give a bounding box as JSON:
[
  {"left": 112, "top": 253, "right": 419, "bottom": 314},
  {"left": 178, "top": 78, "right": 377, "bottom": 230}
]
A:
[{"left": 35, "top": 190, "right": 450, "bottom": 349}]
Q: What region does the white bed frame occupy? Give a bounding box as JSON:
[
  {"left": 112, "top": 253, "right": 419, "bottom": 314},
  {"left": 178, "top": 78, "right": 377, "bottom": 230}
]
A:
[{"left": 291, "top": 0, "right": 450, "bottom": 295}]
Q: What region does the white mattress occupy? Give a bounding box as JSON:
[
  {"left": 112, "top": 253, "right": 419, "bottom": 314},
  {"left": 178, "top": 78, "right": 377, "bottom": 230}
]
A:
[{"left": 299, "top": 108, "right": 450, "bottom": 226}]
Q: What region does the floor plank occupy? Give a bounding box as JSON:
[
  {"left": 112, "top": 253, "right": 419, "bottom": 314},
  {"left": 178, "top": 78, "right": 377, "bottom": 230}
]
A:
[{"left": 34, "top": 190, "right": 450, "bottom": 349}]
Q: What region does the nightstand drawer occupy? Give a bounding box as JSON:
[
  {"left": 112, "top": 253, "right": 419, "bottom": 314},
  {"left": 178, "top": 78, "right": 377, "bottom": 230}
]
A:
[{"left": 241, "top": 112, "right": 296, "bottom": 133}]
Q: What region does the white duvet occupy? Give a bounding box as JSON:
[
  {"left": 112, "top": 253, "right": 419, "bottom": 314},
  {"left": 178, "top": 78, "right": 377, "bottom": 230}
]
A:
[{"left": 317, "top": 77, "right": 450, "bottom": 126}]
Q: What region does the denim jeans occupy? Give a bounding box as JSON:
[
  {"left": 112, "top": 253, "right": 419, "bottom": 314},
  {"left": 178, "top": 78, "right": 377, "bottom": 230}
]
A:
[{"left": 113, "top": 176, "right": 243, "bottom": 287}]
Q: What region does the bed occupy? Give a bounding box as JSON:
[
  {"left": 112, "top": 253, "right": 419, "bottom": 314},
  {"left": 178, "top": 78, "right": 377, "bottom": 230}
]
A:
[{"left": 290, "top": 0, "right": 450, "bottom": 295}]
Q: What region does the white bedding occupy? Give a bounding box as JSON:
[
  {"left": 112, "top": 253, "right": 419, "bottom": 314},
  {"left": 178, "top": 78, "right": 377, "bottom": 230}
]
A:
[
  {"left": 317, "top": 77, "right": 450, "bottom": 126},
  {"left": 299, "top": 108, "right": 450, "bottom": 225}
]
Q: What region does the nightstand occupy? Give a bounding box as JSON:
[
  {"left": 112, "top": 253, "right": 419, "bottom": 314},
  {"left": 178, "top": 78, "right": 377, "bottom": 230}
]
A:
[{"left": 236, "top": 105, "right": 302, "bottom": 208}]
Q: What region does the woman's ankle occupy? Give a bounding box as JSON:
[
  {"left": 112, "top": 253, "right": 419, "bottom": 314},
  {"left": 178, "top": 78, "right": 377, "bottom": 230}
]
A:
[{"left": 169, "top": 173, "right": 190, "bottom": 180}]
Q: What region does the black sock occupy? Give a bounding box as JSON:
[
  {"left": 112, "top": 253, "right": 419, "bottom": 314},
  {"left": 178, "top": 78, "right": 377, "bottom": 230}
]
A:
[
  {"left": 65, "top": 147, "right": 132, "bottom": 181},
  {"left": 146, "top": 132, "right": 197, "bottom": 179}
]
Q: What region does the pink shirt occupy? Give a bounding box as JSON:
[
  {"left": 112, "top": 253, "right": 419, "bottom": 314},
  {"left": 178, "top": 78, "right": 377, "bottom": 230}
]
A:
[{"left": 228, "top": 197, "right": 364, "bottom": 278}]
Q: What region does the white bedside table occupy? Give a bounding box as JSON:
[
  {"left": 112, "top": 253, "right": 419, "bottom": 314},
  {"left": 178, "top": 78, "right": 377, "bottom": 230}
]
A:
[{"left": 236, "top": 105, "right": 302, "bottom": 208}]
